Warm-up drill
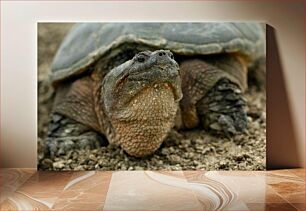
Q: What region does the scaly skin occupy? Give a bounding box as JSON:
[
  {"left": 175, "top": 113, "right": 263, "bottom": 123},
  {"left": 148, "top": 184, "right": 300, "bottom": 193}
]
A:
[
  {"left": 48, "top": 50, "right": 182, "bottom": 157},
  {"left": 46, "top": 50, "right": 248, "bottom": 157},
  {"left": 101, "top": 50, "right": 182, "bottom": 157},
  {"left": 179, "top": 55, "right": 247, "bottom": 134}
]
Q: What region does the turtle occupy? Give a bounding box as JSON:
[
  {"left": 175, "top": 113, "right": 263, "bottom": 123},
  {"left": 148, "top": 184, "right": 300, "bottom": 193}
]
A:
[{"left": 45, "top": 23, "right": 265, "bottom": 158}]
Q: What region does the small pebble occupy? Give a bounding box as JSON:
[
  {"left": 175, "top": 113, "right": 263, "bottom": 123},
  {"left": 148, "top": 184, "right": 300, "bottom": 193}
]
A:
[{"left": 53, "top": 161, "right": 65, "bottom": 169}]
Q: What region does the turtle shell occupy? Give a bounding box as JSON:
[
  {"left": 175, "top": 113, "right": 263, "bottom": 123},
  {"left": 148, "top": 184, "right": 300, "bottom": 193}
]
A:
[{"left": 51, "top": 22, "right": 265, "bottom": 83}]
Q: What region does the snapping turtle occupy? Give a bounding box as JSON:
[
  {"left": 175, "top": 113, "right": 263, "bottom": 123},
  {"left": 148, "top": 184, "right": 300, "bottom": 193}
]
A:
[{"left": 46, "top": 23, "right": 265, "bottom": 157}]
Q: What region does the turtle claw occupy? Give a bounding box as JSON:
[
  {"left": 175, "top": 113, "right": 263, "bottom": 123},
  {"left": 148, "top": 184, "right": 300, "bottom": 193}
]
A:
[
  {"left": 46, "top": 138, "right": 75, "bottom": 157},
  {"left": 45, "top": 113, "right": 108, "bottom": 158},
  {"left": 208, "top": 113, "right": 247, "bottom": 136},
  {"left": 46, "top": 133, "right": 104, "bottom": 158}
]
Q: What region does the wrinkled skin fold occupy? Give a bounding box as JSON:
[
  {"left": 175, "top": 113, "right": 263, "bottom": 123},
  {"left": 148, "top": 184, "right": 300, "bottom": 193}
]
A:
[{"left": 101, "top": 50, "right": 182, "bottom": 157}]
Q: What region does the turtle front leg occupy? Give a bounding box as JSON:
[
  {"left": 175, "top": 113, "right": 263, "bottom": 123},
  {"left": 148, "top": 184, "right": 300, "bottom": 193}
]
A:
[
  {"left": 45, "top": 113, "right": 107, "bottom": 157},
  {"left": 179, "top": 56, "right": 247, "bottom": 135},
  {"left": 197, "top": 78, "right": 247, "bottom": 134}
]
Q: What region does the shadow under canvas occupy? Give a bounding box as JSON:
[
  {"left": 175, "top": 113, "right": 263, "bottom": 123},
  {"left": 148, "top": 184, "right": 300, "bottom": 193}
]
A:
[{"left": 266, "top": 25, "right": 300, "bottom": 169}]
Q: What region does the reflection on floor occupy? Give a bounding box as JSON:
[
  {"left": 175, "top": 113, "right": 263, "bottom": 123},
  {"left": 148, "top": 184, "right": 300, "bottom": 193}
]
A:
[{"left": 0, "top": 169, "right": 304, "bottom": 210}]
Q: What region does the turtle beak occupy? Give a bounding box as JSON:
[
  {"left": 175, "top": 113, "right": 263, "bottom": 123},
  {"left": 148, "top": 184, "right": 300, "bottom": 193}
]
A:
[
  {"left": 150, "top": 50, "right": 182, "bottom": 102},
  {"left": 164, "top": 59, "right": 182, "bottom": 102}
]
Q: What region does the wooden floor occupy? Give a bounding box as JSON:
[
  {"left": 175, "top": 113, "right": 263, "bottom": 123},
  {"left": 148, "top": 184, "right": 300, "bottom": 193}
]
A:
[{"left": 0, "top": 169, "right": 304, "bottom": 210}]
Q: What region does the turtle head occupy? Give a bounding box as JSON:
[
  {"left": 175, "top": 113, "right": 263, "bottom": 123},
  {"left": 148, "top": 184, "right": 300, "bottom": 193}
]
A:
[
  {"left": 102, "top": 49, "right": 182, "bottom": 114},
  {"left": 101, "top": 50, "right": 182, "bottom": 157}
]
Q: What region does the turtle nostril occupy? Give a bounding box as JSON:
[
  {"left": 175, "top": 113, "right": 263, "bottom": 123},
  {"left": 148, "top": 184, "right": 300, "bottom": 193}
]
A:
[{"left": 157, "top": 50, "right": 174, "bottom": 61}]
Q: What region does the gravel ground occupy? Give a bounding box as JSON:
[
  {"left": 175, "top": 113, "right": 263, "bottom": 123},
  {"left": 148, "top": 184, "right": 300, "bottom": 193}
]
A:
[{"left": 37, "top": 23, "right": 266, "bottom": 171}]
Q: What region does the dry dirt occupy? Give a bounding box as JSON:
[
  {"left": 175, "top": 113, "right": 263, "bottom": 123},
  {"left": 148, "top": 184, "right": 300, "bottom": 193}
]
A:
[{"left": 37, "top": 23, "right": 266, "bottom": 171}]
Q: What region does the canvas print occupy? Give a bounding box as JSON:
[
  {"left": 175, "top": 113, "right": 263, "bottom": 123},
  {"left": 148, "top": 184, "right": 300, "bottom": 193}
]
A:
[{"left": 38, "top": 23, "right": 266, "bottom": 170}]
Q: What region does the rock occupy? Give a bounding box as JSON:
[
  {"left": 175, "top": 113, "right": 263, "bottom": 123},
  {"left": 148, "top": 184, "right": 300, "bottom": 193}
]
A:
[
  {"left": 89, "top": 154, "right": 97, "bottom": 161},
  {"left": 161, "top": 148, "right": 169, "bottom": 155},
  {"left": 53, "top": 161, "right": 65, "bottom": 169},
  {"left": 170, "top": 155, "right": 181, "bottom": 164}
]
